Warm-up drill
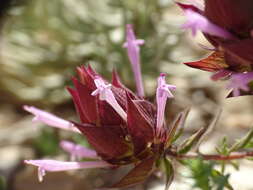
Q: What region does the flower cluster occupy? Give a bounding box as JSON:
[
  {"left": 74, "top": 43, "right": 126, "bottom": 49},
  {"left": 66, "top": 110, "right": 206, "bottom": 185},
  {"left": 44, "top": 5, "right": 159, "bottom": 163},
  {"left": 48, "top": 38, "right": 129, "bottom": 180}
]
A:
[
  {"left": 178, "top": 0, "right": 253, "bottom": 97},
  {"left": 24, "top": 25, "right": 176, "bottom": 188}
]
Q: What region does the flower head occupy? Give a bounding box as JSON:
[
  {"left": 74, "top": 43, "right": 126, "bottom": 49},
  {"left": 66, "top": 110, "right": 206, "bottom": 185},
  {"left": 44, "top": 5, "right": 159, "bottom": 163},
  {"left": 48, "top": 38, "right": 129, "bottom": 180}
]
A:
[
  {"left": 24, "top": 25, "right": 178, "bottom": 188},
  {"left": 178, "top": 1, "right": 253, "bottom": 97}
]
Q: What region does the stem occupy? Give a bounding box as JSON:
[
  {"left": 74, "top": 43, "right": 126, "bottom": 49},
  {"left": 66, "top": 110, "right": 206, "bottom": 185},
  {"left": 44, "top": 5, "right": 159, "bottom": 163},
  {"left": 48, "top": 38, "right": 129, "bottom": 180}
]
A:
[{"left": 167, "top": 150, "right": 253, "bottom": 161}]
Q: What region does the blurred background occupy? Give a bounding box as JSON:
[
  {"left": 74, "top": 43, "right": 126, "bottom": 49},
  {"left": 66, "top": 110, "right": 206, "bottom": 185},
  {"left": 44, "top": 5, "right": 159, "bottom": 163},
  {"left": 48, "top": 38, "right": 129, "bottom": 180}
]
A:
[{"left": 0, "top": 0, "right": 253, "bottom": 189}]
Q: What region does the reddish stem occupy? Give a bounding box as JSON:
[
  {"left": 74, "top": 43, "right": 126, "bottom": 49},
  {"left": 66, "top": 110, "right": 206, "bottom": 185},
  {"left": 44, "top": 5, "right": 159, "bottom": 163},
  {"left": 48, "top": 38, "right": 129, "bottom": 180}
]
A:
[{"left": 167, "top": 150, "right": 253, "bottom": 161}]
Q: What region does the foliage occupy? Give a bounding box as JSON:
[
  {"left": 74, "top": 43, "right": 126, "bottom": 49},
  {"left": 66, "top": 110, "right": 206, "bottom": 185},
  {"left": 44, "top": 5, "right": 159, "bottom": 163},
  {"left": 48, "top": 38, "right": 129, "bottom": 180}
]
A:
[{"left": 0, "top": 0, "right": 181, "bottom": 106}]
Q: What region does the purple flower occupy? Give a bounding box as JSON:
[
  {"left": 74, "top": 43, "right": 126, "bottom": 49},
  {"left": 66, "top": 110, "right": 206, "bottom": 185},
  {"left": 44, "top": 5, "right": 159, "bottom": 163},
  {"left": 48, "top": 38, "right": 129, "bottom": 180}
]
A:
[{"left": 178, "top": 0, "right": 253, "bottom": 97}]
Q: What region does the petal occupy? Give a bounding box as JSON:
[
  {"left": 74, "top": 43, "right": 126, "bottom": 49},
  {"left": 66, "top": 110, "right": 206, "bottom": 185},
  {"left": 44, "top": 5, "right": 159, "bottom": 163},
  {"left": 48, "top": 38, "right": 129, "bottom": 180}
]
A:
[
  {"left": 23, "top": 106, "right": 80, "bottom": 133},
  {"left": 73, "top": 123, "right": 130, "bottom": 161},
  {"left": 124, "top": 24, "right": 145, "bottom": 97},
  {"left": 183, "top": 51, "right": 228, "bottom": 72},
  {"left": 126, "top": 94, "right": 154, "bottom": 155},
  {"left": 182, "top": 9, "right": 234, "bottom": 39},
  {"left": 60, "top": 140, "right": 98, "bottom": 159},
  {"left": 25, "top": 159, "right": 111, "bottom": 182}
]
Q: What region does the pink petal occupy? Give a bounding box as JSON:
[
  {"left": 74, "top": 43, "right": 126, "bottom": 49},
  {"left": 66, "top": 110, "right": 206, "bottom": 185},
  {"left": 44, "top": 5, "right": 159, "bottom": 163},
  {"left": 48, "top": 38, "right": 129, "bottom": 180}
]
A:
[
  {"left": 60, "top": 140, "right": 98, "bottom": 160},
  {"left": 24, "top": 159, "right": 111, "bottom": 182},
  {"left": 182, "top": 9, "right": 234, "bottom": 39},
  {"left": 124, "top": 24, "right": 145, "bottom": 97},
  {"left": 23, "top": 105, "right": 80, "bottom": 133},
  {"left": 156, "top": 74, "right": 176, "bottom": 133},
  {"left": 227, "top": 72, "right": 253, "bottom": 97}
]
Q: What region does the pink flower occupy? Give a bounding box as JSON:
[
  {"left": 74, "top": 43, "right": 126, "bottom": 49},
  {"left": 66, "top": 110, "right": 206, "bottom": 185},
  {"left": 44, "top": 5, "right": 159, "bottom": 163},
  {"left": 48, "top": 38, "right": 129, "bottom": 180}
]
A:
[{"left": 123, "top": 24, "right": 145, "bottom": 97}]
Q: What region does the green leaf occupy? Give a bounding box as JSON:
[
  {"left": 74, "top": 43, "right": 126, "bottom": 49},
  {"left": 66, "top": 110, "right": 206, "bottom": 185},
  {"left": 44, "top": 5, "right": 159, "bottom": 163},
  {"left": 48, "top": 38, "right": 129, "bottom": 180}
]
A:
[
  {"left": 211, "top": 170, "right": 233, "bottom": 190},
  {"left": 194, "top": 108, "right": 222, "bottom": 151},
  {"left": 166, "top": 108, "right": 190, "bottom": 148},
  {"left": 178, "top": 109, "right": 221, "bottom": 154},
  {"left": 111, "top": 156, "right": 156, "bottom": 188},
  {"left": 178, "top": 127, "right": 207, "bottom": 154},
  {"left": 163, "top": 158, "right": 174, "bottom": 190},
  {"left": 184, "top": 159, "right": 212, "bottom": 190},
  {"left": 229, "top": 127, "right": 253, "bottom": 152}
]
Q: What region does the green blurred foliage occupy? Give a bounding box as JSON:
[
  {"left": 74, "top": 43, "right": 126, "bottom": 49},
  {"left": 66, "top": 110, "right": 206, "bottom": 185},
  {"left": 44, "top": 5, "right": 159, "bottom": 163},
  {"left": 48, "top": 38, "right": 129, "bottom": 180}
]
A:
[
  {"left": 33, "top": 128, "right": 59, "bottom": 156},
  {"left": 0, "top": 0, "right": 182, "bottom": 107},
  {"left": 184, "top": 159, "right": 232, "bottom": 190},
  {"left": 0, "top": 175, "right": 6, "bottom": 190}
]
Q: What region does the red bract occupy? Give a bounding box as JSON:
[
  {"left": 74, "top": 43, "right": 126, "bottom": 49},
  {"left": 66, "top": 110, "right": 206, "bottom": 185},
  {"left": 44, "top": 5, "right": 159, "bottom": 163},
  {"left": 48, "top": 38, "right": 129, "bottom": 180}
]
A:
[
  {"left": 24, "top": 25, "right": 176, "bottom": 188},
  {"left": 178, "top": 0, "right": 253, "bottom": 97}
]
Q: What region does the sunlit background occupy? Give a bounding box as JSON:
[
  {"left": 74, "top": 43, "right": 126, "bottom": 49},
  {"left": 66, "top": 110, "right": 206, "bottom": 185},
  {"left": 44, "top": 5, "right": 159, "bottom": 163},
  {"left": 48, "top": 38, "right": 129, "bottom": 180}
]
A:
[{"left": 0, "top": 0, "right": 253, "bottom": 189}]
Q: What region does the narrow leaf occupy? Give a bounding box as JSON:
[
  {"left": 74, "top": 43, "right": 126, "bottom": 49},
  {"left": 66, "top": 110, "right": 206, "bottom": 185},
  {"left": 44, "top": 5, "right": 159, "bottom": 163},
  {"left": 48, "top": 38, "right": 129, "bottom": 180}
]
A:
[
  {"left": 229, "top": 127, "right": 253, "bottom": 152},
  {"left": 163, "top": 158, "right": 174, "bottom": 190},
  {"left": 166, "top": 108, "right": 190, "bottom": 148}
]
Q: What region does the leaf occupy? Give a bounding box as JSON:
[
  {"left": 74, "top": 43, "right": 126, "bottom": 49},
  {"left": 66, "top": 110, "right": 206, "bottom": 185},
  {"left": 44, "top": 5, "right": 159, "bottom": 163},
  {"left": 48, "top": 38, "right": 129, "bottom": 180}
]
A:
[
  {"left": 178, "top": 109, "right": 221, "bottom": 154},
  {"left": 111, "top": 156, "right": 156, "bottom": 188},
  {"left": 167, "top": 108, "right": 190, "bottom": 147},
  {"left": 178, "top": 127, "right": 208, "bottom": 154},
  {"left": 163, "top": 158, "right": 174, "bottom": 190},
  {"left": 184, "top": 159, "right": 212, "bottom": 190},
  {"left": 229, "top": 127, "right": 253, "bottom": 152},
  {"left": 211, "top": 170, "right": 233, "bottom": 190},
  {"left": 183, "top": 51, "right": 228, "bottom": 72},
  {"left": 194, "top": 108, "right": 222, "bottom": 151}
]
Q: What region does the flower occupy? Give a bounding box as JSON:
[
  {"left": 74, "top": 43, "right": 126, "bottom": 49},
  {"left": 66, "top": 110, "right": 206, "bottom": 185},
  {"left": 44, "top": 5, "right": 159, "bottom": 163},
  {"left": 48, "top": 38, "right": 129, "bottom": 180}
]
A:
[
  {"left": 178, "top": 0, "right": 253, "bottom": 97},
  {"left": 123, "top": 24, "right": 145, "bottom": 97},
  {"left": 24, "top": 25, "right": 176, "bottom": 188}
]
